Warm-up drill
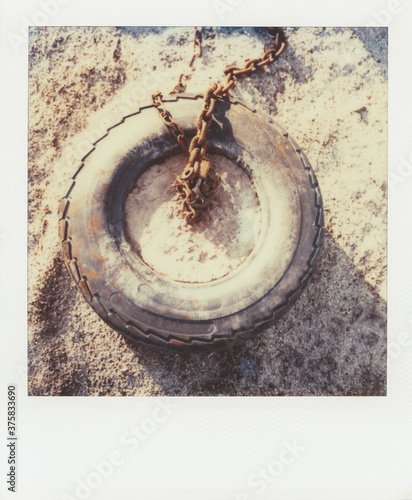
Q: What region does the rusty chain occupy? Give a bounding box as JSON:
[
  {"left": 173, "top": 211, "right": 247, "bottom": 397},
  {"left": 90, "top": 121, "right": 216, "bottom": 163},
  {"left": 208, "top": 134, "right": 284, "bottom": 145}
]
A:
[
  {"left": 170, "top": 27, "right": 202, "bottom": 95},
  {"left": 152, "top": 27, "right": 287, "bottom": 223},
  {"left": 152, "top": 91, "right": 190, "bottom": 152}
]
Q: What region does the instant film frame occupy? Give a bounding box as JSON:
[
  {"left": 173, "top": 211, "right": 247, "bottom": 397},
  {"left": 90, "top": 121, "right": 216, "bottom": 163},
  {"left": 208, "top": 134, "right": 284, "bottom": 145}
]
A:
[{"left": 1, "top": 0, "right": 412, "bottom": 499}]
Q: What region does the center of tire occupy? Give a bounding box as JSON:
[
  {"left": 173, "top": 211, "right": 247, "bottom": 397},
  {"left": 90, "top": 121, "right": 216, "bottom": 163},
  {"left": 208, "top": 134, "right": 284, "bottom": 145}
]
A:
[{"left": 124, "top": 153, "right": 262, "bottom": 283}]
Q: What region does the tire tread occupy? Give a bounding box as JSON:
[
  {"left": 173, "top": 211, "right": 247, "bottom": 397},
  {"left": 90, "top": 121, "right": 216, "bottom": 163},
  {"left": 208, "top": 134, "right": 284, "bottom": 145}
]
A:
[{"left": 59, "top": 96, "right": 323, "bottom": 352}]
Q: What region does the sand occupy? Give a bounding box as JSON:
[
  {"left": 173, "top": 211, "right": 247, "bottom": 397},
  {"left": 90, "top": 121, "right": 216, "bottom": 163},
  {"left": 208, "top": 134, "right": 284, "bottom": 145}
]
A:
[{"left": 28, "top": 27, "right": 387, "bottom": 396}]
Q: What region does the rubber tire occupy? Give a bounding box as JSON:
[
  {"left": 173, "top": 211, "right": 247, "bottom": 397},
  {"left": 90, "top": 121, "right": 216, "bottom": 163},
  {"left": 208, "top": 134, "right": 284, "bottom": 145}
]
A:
[{"left": 58, "top": 94, "right": 324, "bottom": 353}]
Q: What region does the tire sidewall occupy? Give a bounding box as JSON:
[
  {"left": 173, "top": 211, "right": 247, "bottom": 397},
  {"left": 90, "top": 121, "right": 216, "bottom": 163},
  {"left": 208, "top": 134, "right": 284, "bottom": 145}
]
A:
[{"left": 60, "top": 95, "right": 324, "bottom": 350}]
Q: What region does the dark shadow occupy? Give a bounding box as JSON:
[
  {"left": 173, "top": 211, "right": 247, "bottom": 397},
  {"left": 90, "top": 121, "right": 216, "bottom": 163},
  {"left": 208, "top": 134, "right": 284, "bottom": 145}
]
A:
[
  {"left": 29, "top": 255, "right": 74, "bottom": 339},
  {"left": 123, "top": 231, "right": 387, "bottom": 396},
  {"left": 115, "top": 26, "right": 314, "bottom": 118},
  {"left": 351, "top": 28, "right": 388, "bottom": 76},
  {"left": 28, "top": 26, "right": 386, "bottom": 397},
  {"left": 28, "top": 254, "right": 91, "bottom": 396},
  {"left": 232, "top": 31, "right": 313, "bottom": 116},
  {"left": 115, "top": 27, "right": 169, "bottom": 39},
  {"left": 29, "top": 229, "right": 386, "bottom": 397}
]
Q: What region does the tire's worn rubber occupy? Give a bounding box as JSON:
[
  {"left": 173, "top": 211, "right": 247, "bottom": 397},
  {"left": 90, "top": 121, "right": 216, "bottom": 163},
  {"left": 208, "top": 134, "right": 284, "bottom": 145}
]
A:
[{"left": 58, "top": 94, "right": 324, "bottom": 353}]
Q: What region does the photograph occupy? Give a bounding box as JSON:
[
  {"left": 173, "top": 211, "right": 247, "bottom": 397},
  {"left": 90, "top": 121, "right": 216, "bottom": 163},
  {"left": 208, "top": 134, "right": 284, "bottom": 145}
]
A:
[{"left": 28, "top": 26, "right": 387, "bottom": 397}]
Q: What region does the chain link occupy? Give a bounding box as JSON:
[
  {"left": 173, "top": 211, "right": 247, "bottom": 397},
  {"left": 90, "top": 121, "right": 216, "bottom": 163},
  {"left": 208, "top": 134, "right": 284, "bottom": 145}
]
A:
[
  {"left": 170, "top": 28, "right": 202, "bottom": 95},
  {"left": 152, "top": 27, "right": 287, "bottom": 223},
  {"left": 152, "top": 91, "right": 190, "bottom": 151}
]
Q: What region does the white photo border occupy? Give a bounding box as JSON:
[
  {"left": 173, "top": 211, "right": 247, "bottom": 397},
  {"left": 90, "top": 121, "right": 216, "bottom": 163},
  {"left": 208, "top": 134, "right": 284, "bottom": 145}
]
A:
[{"left": 1, "top": 0, "right": 411, "bottom": 499}]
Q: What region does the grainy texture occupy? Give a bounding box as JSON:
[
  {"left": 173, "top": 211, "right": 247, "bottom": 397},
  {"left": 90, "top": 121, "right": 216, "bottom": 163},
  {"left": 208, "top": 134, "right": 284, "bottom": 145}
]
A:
[
  {"left": 28, "top": 27, "right": 387, "bottom": 396},
  {"left": 124, "top": 153, "right": 262, "bottom": 283}
]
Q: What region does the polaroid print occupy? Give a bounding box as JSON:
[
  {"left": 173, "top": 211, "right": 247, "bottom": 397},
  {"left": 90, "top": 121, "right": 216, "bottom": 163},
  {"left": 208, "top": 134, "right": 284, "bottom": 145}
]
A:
[
  {"left": 28, "top": 26, "right": 387, "bottom": 397},
  {"left": 2, "top": 0, "right": 412, "bottom": 497}
]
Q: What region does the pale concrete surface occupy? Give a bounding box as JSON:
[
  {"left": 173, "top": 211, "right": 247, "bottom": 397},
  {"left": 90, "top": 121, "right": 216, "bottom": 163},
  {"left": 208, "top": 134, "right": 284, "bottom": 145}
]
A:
[{"left": 28, "top": 27, "right": 387, "bottom": 396}]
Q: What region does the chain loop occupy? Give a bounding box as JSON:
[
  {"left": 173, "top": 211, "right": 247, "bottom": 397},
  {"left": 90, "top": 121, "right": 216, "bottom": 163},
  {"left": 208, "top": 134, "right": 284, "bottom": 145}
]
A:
[{"left": 152, "top": 27, "right": 287, "bottom": 223}]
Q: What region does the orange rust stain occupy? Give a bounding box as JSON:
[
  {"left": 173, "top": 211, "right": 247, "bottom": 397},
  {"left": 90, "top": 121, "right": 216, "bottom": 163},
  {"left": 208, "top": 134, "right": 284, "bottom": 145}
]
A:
[
  {"left": 170, "top": 339, "right": 187, "bottom": 346},
  {"left": 77, "top": 261, "right": 84, "bottom": 276},
  {"left": 78, "top": 280, "right": 91, "bottom": 299},
  {"left": 83, "top": 269, "right": 100, "bottom": 279},
  {"left": 71, "top": 201, "right": 78, "bottom": 216},
  {"left": 93, "top": 251, "right": 108, "bottom": 263},
  {"left": 89, "top": 215, "right": 100, "bottom": 230},
  {"left": 73, "top": 241, "right": 82, "bottom": 256},
  {"left": 119, "top": 263, "right": 129, "bottom": 268}
]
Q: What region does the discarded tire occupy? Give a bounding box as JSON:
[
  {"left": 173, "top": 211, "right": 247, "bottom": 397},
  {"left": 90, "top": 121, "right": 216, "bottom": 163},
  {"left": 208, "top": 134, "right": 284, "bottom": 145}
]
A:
[{"left": 58, "top": 94, "right": 324, "bottom": 352}]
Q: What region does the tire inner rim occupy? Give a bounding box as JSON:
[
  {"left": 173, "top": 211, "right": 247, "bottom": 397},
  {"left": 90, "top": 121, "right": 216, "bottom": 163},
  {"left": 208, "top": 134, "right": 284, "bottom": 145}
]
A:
[{"left": 124, "top": 153, "right": 262, "bottom": 283}]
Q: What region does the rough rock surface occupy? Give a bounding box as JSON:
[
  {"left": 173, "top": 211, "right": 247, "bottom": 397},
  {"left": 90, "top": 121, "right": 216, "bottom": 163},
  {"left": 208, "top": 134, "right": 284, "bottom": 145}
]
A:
[{"left": 28, "top": 27, "right": 387, "bottom": 396}]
